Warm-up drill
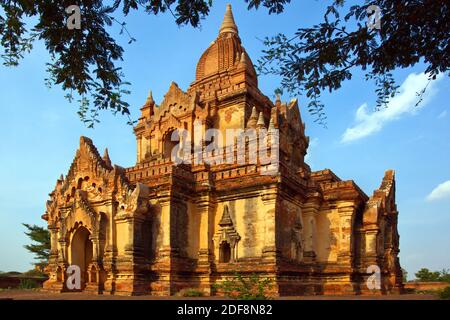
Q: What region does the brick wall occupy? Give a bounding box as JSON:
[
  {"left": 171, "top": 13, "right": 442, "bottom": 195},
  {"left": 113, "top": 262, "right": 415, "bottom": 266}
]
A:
[{"left": 404, "top": 282, "right": 449, "bottom": 291}]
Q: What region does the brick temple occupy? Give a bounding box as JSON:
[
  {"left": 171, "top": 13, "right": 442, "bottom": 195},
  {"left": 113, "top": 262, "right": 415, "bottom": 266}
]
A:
[{"left": 42, "top": 5, "right": 403, "bottom": 296}]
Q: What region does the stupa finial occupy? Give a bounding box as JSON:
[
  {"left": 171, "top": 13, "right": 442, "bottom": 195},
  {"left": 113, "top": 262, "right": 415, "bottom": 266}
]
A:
[{"left": 219, "top": 4, "right": 238, "bottom": 35}]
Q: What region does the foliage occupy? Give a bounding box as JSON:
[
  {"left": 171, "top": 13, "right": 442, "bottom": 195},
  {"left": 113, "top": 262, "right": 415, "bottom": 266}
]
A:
[
  {"left": 22, "top": 223, "right": 50, "bottom": 271},
  {"left": 17, "top": 278, "right": 40, "bottom": 289},
  {"left": 415, "top": 289, "right": 438, "bottom": 295},
  {"left": 257, "top": 0, "right": 450, "bottom": 126},
  {"left": 415, "top": 268, "right": 441, "bottom": 281},
  {"left": 404, "top": 287, "right": 415, "bottom": 294},
  {"left": 1, "top": 1, "right": 448, "bottom": 127},
  {"left": 213, "top": 272, "right": 273, "bottom": 300},
  {"left": 22, "top": 268, "right": 48, "bottom": 279},
  {"left": 178, "top": 288, "right": 204, "bottom": 297},
  {"left": 415, "top": 268, "right": 450, "bottom": 283},
  {"left": 0, "top": 271, "right": 22, "bottom": 277},
  {"left": 438, "top": 286, "right": 450, "bottom": 300},
  {"left": 0, "top": 0, "right": 290, "bottom": 127},
  {"left": 401, "top": 268, "right": 408, "bottom": 283},
  {"left": 438, "top": 269, "right": 450, "bottom": 283}
]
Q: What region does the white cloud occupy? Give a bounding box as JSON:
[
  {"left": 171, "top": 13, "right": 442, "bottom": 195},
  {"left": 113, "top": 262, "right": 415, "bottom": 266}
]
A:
[
  {"left": 426, "top": 180, "right": 450, "bottom": 201},
  {"left": 341, "top": 72, "right": 442, "bottom": 143},
  {"left": 438, "top": 110, "right": 447, "bottom": 119},
  {"left": 305, "top": 137, "right": 319, "bottom": 168}
]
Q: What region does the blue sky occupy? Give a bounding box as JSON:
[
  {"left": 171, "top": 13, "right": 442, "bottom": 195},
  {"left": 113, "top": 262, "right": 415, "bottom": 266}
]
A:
[{"left": 0, "top": 1, "right": 449, "bottom": 279}]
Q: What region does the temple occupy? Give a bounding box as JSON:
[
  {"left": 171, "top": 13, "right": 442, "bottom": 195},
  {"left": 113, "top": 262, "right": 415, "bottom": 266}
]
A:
[{"left": 42, "top": 5, "right": 403, "bottom": 296}]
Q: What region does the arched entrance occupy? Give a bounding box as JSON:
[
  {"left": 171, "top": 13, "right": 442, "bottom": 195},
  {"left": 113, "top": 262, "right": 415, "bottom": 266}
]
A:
[
  {"left": 70, "top": 226, "right": 93, "bottom": 290},
  {"left": 163, "top": 129, "right": 178, "bottom": 159}
]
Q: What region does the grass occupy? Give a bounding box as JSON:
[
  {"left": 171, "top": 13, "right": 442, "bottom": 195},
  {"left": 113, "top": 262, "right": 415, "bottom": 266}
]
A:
[
  {"left": 18, "top": 279, "right": 40, "bottom": 289},
  {"left": 177, "top": 288, "right": 204, "bottom": 297},
  {"left": 416, "top": 289, "right": 438, "bottom": 295}
]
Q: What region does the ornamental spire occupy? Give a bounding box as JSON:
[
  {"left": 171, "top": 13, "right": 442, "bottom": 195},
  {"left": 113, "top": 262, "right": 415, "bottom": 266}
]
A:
[
  {"left": 247, "top": 106, "right": 258, "bottom": 128},
  {"left": 239, "top": 52, "right": 247, "bottom": 66},
  {"left": 145, "top": 90, "right": 154, "bottom": 105},
  {"left": 103, "top": 148, "right": 112, "bottom": 167},
  {"left": 219, "top": 205, "right": 234, "bottom": 227},
  {"left": 257, "top": 112, "right": 265, "bottom": 128},
  {"left": 269, "top": 117, "right": 275, "bottom": 130},
  {"left": 219, "top": 4, "right": 238, "bottom": 35}
]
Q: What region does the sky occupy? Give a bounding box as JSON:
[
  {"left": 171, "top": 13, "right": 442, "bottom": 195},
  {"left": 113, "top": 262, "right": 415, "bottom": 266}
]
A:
[{"left": 0, "top": 0, "right": 449, "bottom": 280}]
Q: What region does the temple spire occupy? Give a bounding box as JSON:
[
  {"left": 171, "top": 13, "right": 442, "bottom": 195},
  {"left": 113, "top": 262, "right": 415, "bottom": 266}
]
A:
[
  {"left": 146, "top": 90, "right": 154, "bottom": 105},
  {"left": 219, "top": 4, "right": 238, "bottom": 35},
  {"left": 269, "top": 117, "right": 275, "bottom": 130},
  {"left": 219, "top": 205, "right": 234, "bottom": 227},
  {"left": 257, "top": 112, "right": 265, "bottom": 128},
  {"left": 247, "top": 106, "right": 258, "bottom": 128},
  {"left": 103, "top": 148, "right": 112, "bottom": 167},
  {"left": 275, "top": 94, "right": 281, "bottom": 107},
  {"left": 239, "top": 52, "right": 247, "bottom": 66}
]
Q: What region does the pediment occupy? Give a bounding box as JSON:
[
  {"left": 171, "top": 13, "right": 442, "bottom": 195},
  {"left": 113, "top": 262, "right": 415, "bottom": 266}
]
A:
[
  {"left": 44, "top": 137, "right": 134, "bottom": 224},
  {"left": 154, "top": 82, "right": 195, "bottom": 121}
]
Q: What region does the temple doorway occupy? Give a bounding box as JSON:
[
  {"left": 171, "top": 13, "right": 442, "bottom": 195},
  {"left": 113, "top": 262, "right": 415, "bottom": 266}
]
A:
[
  {"left": 70, "top": 226, "right": 93, "bottom": 290},
  {"left": 163, "top": 129, "right": 178, "bottom": 159},
  {"left": 219, "top": 241, "right": 231, "bottom": 263}
]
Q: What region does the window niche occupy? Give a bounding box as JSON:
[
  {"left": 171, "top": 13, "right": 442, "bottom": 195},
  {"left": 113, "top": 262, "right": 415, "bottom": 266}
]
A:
[{"left": 214, "top": 205, "right": 240, "bottom": 263}]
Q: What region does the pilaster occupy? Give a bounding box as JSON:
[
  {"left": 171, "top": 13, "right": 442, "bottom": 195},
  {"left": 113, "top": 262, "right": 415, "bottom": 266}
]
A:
[
  {"left": 302, "top": 201, "right": 319, "bottom": 263},
  {"left": 337, "top": 203, "right": 356, "bottom": 265},
  {"left": 261, "top": 187, "right": 280, "bottom": 261}
]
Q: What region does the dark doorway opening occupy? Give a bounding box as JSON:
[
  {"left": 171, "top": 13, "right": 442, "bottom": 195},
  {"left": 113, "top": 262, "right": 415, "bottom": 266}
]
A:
[
  {"left": 70, "top": 226, "right": 93, "bottom": 290},
  {"left": 219, "top": 241, "right": 231, "bottom": 263}
]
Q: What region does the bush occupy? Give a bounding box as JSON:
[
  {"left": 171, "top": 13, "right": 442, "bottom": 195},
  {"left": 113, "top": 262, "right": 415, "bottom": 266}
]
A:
[
  {"left": 2, "top": 271, "right": 22, "bottom": 277},
  {"left": 214, "top": 272, "right": 273, "bottom": 300},
  {"left": 22, "top": 269, "right": 48, "bottom": 279},
  {"left": 416, "top": 289, "right": 437, "bottom": 295},
  {"left": 178, "top": 288, "right": 204, "bottom": 297},
  {"left": 404, "top": 287, "right": 416, "bottom": 294},
  {"left": 415, "top": 268, "right": 450, "bottom": 282},
  {"left": 439, "top": 286, "right": 450, "bottom": 300},
  {"left": 440, "top": 270, "right": 450, "bottom": 283},
  {"left": 18, "top": 279, "right": 39, "bottom": 289}
]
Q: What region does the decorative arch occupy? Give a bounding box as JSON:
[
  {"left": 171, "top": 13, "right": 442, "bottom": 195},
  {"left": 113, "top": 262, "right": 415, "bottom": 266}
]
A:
[
  {"left": 42, "top": 136, "right": 132, "bottom": 293},
  {"left": 69, "top": 225, "right": 93, "bottom": 289},
  {"left": 162, "top": 127, "right": 178, "bottom": 159}
]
